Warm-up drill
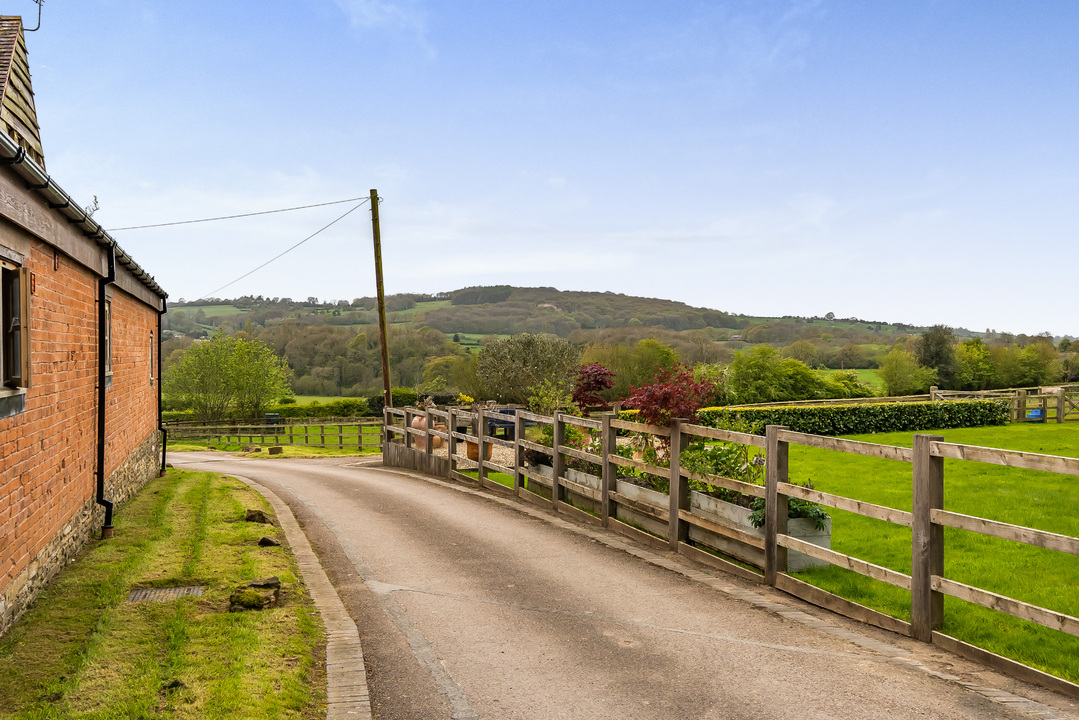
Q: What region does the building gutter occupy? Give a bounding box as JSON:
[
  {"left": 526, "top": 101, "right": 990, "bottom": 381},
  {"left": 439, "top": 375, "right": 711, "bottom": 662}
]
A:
[
  {"left": 0, "top": 133, "right": 167, "bottom": 299},
  {"left": 157, "top": 299, "right": 167, "bottom": 476},
  {"left": 96, "top": 244, "right": 116, "bottom": 538}
]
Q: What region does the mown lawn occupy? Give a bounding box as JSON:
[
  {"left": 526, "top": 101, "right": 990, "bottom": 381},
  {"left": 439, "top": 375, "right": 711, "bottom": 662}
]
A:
[
  {"left": 786, "top": 422, "right": 1079, "bottom": 682},
  {"left": 0, "top": 470, "right": 326, "bottom": 719}
]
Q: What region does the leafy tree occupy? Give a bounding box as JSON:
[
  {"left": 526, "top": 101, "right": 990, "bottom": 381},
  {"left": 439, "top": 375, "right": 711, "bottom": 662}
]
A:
[
  {"left": 914, "top": 325, "right": 958, "bottom": 389},
  {"left": 232, "top": 338, "right": 294, "bottom": 418},
  {"left": 1016, "top": 342, "right": 1061, "bottom": 386},
  {"left": 783, "top": 340, "right": 818, "bottom": 367},
  {"left": 164, "top": 333, "right": 292, "bottom": 421},
  {"left": 955, "top": 338, "right": 994, "bottom": 390},
  {"left": 580, "top": 339, "right": 679, "bottom": 400},
  {"left": 726, "top": 346, "right": 831, "bottom": 404},
  {"left": 879, "top": 348, "right": 937, "bottom": 396},
  {"left": 825, "top": 370, "right": 877, "bottom": 398},
  {"left": 477, "top": 333, "right": 580, "bottom": 404}
]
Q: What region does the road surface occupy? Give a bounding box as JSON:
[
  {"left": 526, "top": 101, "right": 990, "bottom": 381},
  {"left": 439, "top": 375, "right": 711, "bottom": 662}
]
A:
[{"left": 172, "top": 452, "right": 1078, "bottom": 720}]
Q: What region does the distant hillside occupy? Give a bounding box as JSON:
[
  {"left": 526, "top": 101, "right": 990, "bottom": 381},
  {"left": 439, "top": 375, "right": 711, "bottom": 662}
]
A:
[{"left": 422, "top": 286, "right": 747, "bottom": 336}]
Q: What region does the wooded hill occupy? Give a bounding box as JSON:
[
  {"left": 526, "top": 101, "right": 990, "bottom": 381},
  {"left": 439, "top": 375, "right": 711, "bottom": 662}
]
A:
[{"left": 162, "top": 286, "right": 1070, "bottom": 399}]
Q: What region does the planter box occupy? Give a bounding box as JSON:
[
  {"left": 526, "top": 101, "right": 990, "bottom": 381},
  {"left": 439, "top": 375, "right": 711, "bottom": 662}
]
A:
[
  {"left": 614, "top": 480, "right": 669, "bottom": 539},
  {"left": 524, "top": 464, "right": 600, "bottom": 511},
  {"left": 523, "top": 465, "right": 832, "bottom": 571},
  {"left": 689, "top": 491, "right": 831, "bottom": 571}
]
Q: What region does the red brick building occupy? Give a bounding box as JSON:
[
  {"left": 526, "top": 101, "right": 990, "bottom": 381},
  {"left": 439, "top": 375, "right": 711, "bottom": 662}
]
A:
[{"left": 0, "top": 17, "right": 167, "bottom": 637}]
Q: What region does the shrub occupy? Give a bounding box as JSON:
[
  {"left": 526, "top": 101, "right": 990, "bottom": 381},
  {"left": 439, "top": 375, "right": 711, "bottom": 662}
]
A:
[
  {"left": 572, "top": 363, "right": 615, "bottom": 415},
  {"left": 695, "top": 399, "right": 1009, "bottom": 437},
  {"left": 623, "top": 364, "right": 716, "bottom": 427}
]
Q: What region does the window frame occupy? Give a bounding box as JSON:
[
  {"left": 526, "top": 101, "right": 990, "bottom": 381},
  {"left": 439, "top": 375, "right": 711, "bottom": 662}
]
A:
[
  {"left": 103, "top": 294, "right": 113, "bottom": 382},
  {"left": 1, "top": 257, "right": 30, "bottom": 391}
]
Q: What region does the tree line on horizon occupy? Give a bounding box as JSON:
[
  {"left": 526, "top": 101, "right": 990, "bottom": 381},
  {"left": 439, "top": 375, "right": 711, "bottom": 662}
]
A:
[{"left": 161, "top": 288, "right": 1078, "bottom": 418}]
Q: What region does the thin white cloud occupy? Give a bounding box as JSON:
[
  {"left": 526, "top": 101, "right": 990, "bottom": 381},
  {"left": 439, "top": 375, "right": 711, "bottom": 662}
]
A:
[{"left": 333, "top": 0, "right": 427, "bottom": 39}]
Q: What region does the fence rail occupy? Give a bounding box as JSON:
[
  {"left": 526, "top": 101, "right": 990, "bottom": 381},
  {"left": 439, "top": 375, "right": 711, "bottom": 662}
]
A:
[
  {"left": 382, "top": 404, "right": 1079, "bottom": 697},
  {"left": 172, "top": 419, "right": 383, "bottom": 451}
]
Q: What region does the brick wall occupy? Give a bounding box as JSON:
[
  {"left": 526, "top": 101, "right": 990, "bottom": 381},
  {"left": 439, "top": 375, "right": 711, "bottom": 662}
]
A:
[{"left": 0, "top": 236, "right": 162, "bottom": 637}]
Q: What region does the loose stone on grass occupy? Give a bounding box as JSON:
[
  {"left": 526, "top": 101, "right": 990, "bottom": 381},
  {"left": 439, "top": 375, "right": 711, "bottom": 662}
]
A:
[
  {"left": 258, "top": 535, "right": 281, "bottom": 547},
  {"left": 245, "top": 509, "right": 273, "bottom": 524},
  {"left": 229, "top": 576, "right": 281, "bottom": 612},
  {"left": 268, "top": 446, "right": 284, "bottom": 455}
]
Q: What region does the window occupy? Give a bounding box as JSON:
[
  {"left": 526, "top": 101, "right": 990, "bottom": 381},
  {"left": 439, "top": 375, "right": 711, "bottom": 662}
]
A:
[
  {"left": 103, "top": 298, "right": 112, "bottom": 377},
  {"left": 149, "top": 330, "right": 154, "bottom": 385},
  {"left": 1, "top": 258, "right": 30, "bottom": 389}
]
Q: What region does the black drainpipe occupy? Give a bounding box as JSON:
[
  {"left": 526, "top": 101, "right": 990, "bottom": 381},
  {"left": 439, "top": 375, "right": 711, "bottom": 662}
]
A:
[
  {"left": 96, "top": 244, "right": 116, "bottom": 539},
  {"left": 157, "top": 298, "right": 168, "bottom": 476}
]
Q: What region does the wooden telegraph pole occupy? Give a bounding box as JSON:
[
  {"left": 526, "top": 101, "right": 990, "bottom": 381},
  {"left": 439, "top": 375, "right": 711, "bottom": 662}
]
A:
[{"left": 370, "top": 189, "right": 392, "bottom": 409}]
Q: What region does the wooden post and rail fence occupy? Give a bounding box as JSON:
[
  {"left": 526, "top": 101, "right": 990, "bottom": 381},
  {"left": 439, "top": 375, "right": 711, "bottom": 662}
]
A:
[
  {"left": 168, "top": 418, "right": 383, "bottom": 451},
  {"left": 383, "top": 404, "right": 1079, "bottom": 697}
]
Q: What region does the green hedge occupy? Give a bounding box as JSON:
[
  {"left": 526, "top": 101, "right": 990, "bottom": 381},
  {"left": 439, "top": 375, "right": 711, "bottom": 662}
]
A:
[
  {"left": 163, "top": 397, "right": 374, "bottom": 424},
  {"left": 693, "top": 400, "right": 1009, "bottom": 437}
]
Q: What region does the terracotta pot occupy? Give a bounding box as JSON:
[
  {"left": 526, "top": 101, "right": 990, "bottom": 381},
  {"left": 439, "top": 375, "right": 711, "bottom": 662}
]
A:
[
  {"left": 465, "top": 441, "right": 493, "bottom": 462},
  {"left": 411, "top": 415, "right": 445, "bottom": 449}
]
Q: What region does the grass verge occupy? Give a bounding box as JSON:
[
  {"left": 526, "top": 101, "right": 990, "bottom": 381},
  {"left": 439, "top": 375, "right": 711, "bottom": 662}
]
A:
[
  {"left": 787, "top": 422, "right": 1079, "bottom": 683},
  {"left": 0, "top": 469, "right": 326, "bottom": 719}
]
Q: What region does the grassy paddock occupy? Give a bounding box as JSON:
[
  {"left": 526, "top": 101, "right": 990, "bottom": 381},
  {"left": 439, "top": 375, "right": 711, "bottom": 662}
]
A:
[
  {"left": 169, "top": 442, "right": 378, "bottom": 458},
  {"left": 0, "top": 469, "right": 326, "bottom": 719},
  {"left": 786, "top": 422, "right": 1079, "bottom": 682},
  {"left": 172, "top": 423, "right": 381, "bottom": 454},
  {"left": 291, "top": 395, "right": 345, "bottom": 406}
]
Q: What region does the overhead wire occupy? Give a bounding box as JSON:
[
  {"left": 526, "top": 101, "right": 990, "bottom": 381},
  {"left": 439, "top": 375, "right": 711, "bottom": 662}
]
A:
[
  {"left": 197, "top": 199, "right": 369, "bottom": 300},
  {"left": 109, "top": 196, "right": 369, "bottom": 231}
]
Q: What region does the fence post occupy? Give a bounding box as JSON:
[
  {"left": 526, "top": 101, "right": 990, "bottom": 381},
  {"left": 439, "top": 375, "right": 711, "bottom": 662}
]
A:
[
  {"left": 403, "top": 408, "right": 413, "bottom": 449},
  {"left": 1057, "top": 387, "right": 1066, "bottom": 423},
  {"left": 912, "top": 433, "right": 944, "bottom": 642},
  {"left": 477, "top": 409, "right": 488, "bottom": 485},
  {"left": 448, "top": 408, "right": 458, "bottom": 472},
  {"left": 668, "top": 419, "right": 688, "bottom": 551},
  {"left": 424, "top": 409, "right": 433, "bottom": 455},
  {"left": 514, "top": 412, "right": 524, "bottom": 495},
  {"left": 382, "top": 408, "right": 389, "bottom": 457},
  {"left": 764, "top": 425, "right": 789, "bottom": 586},
  {"left": 601, "top": 412, "right": 616, "bottom": 527},
  {"left": 552, "top": 412, "right": 565, "bottom": 512},
  {"left": 929, "top": 386, "right": 938, "bottom": 401}
]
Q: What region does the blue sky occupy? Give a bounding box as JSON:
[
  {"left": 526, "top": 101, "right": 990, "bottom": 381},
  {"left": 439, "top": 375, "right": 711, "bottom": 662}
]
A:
[{"left": 19, "top": 1, "right": 1079, "bottom": 335}]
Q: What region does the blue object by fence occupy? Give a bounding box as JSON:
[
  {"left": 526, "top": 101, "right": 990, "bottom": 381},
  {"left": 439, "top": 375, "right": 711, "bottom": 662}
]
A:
[{"left": 1026, "top": 408, "right": 1044, "bottom": 423}]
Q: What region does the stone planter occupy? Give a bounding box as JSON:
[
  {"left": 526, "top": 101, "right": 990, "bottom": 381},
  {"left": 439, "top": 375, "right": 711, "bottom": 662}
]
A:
[{"left": 689, "top": 491, "right": 831, "bottom": 571}]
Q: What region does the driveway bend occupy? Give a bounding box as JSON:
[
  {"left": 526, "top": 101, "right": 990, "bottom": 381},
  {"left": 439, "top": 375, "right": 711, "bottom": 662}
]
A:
[{"left": 172, "top": 452, "right": 1077, "bottom": 720}]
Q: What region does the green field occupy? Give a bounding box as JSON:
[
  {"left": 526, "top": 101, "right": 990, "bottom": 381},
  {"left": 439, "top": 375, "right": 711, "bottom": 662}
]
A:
[
  {"left": 171, "top": 304, "right": 248, "bottom": 318},
  {"left": 292, "top": 395, "right": 348, "bottom": 405},
  {"left": 786, "top": 422, "right": 1079, "bottom": 682},
  {"left": 388, "top": 299, "right": 452, "bottom": 322}
]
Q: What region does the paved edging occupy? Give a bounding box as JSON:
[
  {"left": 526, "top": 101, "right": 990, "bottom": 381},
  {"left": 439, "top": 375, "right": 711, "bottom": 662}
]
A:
[{"left": 234, "top": 474, "right": 372, "bottom": 720}]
